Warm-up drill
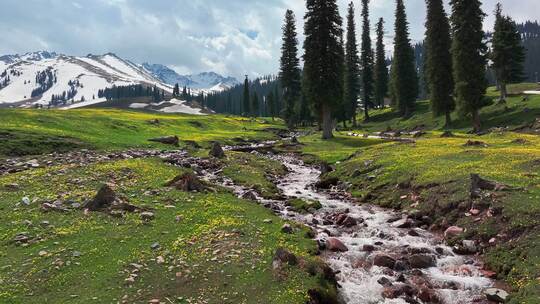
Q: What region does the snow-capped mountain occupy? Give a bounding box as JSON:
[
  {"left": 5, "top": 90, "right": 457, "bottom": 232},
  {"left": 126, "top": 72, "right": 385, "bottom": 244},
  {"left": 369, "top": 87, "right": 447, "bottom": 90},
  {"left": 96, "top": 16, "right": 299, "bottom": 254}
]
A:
[
  {"left": 142, "top": 63, "right": 238, "bottom": 91},
  {"left": 0, "top": 51, "right": 171, "bottom": 107}
]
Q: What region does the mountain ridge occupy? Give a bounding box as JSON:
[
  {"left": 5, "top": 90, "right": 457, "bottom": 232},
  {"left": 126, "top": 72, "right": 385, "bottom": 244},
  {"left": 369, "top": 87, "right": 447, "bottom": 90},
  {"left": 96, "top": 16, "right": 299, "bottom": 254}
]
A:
[
  {"left": 141, "top": 62, "right": 239, "bottom": 90},
  {"left": 0, "top": 51, "right": 237, "bottom": 109}
]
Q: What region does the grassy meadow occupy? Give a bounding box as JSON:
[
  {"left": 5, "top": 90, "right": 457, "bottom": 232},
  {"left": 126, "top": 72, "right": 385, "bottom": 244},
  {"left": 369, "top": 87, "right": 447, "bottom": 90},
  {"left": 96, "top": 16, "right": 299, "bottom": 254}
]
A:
[{"left": 294, "top": 85, "right": 540, "bottom": 303}]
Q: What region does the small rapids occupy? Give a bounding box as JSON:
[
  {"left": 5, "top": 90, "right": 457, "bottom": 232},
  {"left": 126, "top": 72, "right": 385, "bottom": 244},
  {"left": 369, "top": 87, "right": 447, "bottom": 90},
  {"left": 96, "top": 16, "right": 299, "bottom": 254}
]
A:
[{"left": 207, "top": 152, "right": 493, "bottom": 304}]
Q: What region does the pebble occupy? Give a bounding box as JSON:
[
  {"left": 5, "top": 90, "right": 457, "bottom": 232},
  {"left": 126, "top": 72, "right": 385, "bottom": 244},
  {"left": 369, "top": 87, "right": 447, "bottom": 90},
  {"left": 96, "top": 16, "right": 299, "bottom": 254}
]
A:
[{"left": 21, "top": 197, "right": 31, "bottom": 206}]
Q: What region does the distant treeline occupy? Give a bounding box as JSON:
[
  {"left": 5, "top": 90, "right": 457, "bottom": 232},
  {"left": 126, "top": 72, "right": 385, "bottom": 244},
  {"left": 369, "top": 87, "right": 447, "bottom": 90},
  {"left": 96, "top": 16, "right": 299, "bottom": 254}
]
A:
[
  {"left": 518, "top": 21, "right": 540, "bottom": 82},
  {"left": 98, "top": 84, "right": 166, "bottom": 102},
  {"left": 200, "top": 75, "right": 284, "bottom": 117}
]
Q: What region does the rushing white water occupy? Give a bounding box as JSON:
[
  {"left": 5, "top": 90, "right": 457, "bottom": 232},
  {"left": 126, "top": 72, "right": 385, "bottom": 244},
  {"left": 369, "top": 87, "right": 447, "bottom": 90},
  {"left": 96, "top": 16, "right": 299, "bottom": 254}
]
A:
[{"left": 208, "top": 152, "right": 493, "bottom": 304}]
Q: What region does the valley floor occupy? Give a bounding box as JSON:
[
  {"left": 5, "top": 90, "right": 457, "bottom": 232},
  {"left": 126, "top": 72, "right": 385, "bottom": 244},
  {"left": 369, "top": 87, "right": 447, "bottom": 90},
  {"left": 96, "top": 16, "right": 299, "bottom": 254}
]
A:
[{"left": 1, "top": 84, "right": 539, "bottom": 303}]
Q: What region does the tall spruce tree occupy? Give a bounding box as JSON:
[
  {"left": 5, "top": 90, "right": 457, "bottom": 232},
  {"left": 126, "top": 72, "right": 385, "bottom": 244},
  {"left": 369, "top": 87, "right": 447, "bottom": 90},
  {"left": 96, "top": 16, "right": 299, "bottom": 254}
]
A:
[
  {"left": 344, "top": 2, "right": 360, "bottom": 127},
  {"left": 251, "top": 92, "right": 259, "bottom": 117},
  {"left": 267, "top": 91, "right": 276, "bottom": 121},
  {"left": 374, "top": 18, "right": 389, "bottom": 109},
  {"left": 360, "top": 0, "right": 374, "bottom": 121},
  {"left": 425, "top": 0, "right": 455, "bottom": 127},
  {"left": 242, "top": 75, "right": 250, "bottom": 116},
  {"left": 450, "top": 0, "right": 488, "bottom": 132},
  {"left": 491, "top": 3, "right": 526, "bottom": 102},
  {"left": 390, "top": 0, "right": 418, "bottom": 117},
  {"left": 279, "top": 10, "right": 302, "bottom": 129},
  {"left": 303, "top": 0, "right": 345, "bottom": 139}
]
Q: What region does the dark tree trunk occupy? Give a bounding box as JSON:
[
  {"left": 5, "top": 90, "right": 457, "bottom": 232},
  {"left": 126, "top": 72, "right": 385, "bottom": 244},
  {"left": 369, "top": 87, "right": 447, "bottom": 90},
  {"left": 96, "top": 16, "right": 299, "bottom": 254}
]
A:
[
  {"left": 364, "top": 104, "right": 370, "bottom": 122},
  {"left": 444, "top": 111, "right": 452, "bottom": 129},
  {"left": 499, "top": 82, "right": 508, "bottom": 103},
  {"left": 322, "top": 104, "right": 334, "bottom": 139},
  {"left": 472, "top": 110, "right": 481, "bottom": 133}
]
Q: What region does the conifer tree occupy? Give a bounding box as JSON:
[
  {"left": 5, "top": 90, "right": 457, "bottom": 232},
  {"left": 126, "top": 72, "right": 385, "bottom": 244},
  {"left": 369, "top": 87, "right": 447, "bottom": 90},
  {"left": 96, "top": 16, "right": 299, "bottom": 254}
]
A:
[
  {"left": 344, "top": 2, "right": 360, "bottom": 126},
  {"left": 251, "top": 92, "right": 259, "bottom": 117},
  {"left": 242, "top": 75, "right": 250, "bottom": 116},
  {"left": 279, "top": 10, "right": 302, "bottom": 129},
  {"left": 226, "top": 93, "right": 232, "bottom": 114},
  {"left": 360, "top": 0, "right": 374, "bottom": 121},
  {"left": 374, "top": 18, "right": 389, "bottom": 108},
  {"left": 491, "top": 3, "right": 526, "bottom": 102},
  {"left": 450, "top": 0, "right": 488, "bottom": 132},
  {"left": 267, "top": 91, "right": 276, "bottom": 121},
  {"left": 303, "top": 0, "right": 345, "bottom": 139},
  {"left": 390, "top": 0, "right": 418, "bottom": 117},
  {"left": 425, "top": 0, "right": 455, "bottom": 127}
]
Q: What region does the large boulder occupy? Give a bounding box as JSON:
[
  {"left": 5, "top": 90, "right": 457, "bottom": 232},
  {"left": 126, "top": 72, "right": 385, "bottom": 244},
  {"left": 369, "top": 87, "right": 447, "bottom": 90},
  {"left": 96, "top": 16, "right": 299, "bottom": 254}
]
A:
[
  {"left": 373, "top": 254, "right": 396, "bottom": 269},
  {"left": 84, "top": 183, "right": 116, "bottom": 211},
  {"left": 326, "top": 238, "right": 348, "bottom": 252},
  {"left": 273, "top": 248, "right": 298, "bottom": 269},
  {"left": 335, "top": 214, "right": 358, "bottom": 228},
  {"left": 165, "top": 173, "right": 207, "bottom": 192},
  {"left": 444, "top": 226, "right": 464, "bottom": 239},
  {"left": 484, "top": 288, "right": 509, "bottom": 303},
  {"left": 315, "top": 177, "right": 340, "bottom": 189},
  {"left": 408, "top": 254, "right": 436, "bottom": 269},
  {"left": 470, "top": 174, "right": 510, "bottom": 198},
  {"left": 209, "top": 142, "right": 225, "bottom": 158},
  {"left": 241, "top": 191, "right": 258, "bottom": 201}
]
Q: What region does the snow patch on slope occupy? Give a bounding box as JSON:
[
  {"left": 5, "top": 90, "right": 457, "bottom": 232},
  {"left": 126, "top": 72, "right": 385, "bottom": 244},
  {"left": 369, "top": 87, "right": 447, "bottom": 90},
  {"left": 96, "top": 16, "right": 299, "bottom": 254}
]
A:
[
  {"left": 158, "top": 98, "right": 205, "bottom": 115},
  {"left": 0, "top": 51, "right": 171, "bottom": 106}
]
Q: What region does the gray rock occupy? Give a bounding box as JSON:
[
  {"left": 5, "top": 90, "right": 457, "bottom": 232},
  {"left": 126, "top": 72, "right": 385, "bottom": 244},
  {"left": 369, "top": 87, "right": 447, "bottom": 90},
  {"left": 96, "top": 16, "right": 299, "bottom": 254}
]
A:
[
  {"left": 462, "top": 240, "right": 477, "bottom": 253},
  {"left": 408, "top": 254, "right": 436, "bottom": 269},
  {"left": 21, "top": 197, "right": 31, "bottom": 206},
  {"left": 150, "top": 242, "right": 160, "bottom": 250},
  {"left": 326, "top": 238, "right": 348, "bottom": 252},
  {"left": 281, "top": 224, "right": 293, "bottom": 234},
  {"left": 484, "top": 288, "right": 508, "bottom": 303},
  {"left": 377, "top": 277, "right": 393, "bottom": 287},
  {"left": 209, "top": 142, "right": 225, "bottom": 158},
  {"left": 273, "top": 248, "right": 298, "bottom": 270},
  {"left": 373, "top": 254, "right": 396, "bottom": 269},
  {"left": 241, "top": 191, "right": 258, "bottom": 201},
  {"left": 392, "top": 218, "right": 414, "bottom": 229},
  {"left": 140, "top": 212, "right": 155, "bottom": 222}
]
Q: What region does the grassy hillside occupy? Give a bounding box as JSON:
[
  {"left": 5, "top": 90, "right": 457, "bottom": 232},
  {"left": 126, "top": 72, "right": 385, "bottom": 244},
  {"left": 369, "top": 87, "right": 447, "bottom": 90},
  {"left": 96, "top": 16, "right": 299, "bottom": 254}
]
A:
[
  {"left": 296, "top": 85, "right": 540, "bottom": 304},
  {"left": 353, "top": 83, "right": 540, "bottom": 133},
  {"left": 0, "top": 109, "right": 283, "bottom": 157},
  {"left": 0, "top": 156, "right": 334, "bottom": 304}
]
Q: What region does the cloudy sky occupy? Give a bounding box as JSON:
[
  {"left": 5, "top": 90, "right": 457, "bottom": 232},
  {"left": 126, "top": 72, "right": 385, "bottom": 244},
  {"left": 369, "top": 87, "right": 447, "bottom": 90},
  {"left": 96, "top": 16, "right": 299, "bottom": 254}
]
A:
[{"left": 0, "top": 0, "right": 538, "bottom": 79}]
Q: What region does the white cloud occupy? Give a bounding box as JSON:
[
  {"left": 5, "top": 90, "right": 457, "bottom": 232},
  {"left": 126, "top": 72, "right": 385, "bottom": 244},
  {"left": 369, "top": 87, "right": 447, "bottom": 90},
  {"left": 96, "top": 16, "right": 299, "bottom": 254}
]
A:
[{"left": 0, "top": 0, "right": 538, "bottom": 79}]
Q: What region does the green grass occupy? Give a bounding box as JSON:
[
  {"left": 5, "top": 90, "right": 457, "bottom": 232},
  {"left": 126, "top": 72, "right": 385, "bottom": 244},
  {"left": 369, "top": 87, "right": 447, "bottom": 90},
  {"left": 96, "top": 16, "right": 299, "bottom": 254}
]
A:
[
  {"left": 301, "top": 134, "right": 540, "bottom": 302},
  {"left": 297, "top": 134, "right": 384, "bottom": 164},
  {"left": 0, "top": 109, "right": 284, "bottom": 157},
  {"left": 296, "top": 84, "right": 540, "bottom": 303},
  {"left": 353, "top": 84, "right": 540, "bottom": 133},
  {"left": 0, "top": 158, "right": 328, "bottom": 304},
  {"left": 288, "top": 199, "right": 322, "bottom": 214},
  {"left": 221, "top": 152, "right": 287, "bottom": 199}
]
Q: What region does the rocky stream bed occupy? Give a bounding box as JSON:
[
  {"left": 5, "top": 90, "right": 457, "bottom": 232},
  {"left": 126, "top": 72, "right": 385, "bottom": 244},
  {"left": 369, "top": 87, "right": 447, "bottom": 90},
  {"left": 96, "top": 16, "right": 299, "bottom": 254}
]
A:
[{"left": 2, "top": 143, "right": 508, "bottom": 304}]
